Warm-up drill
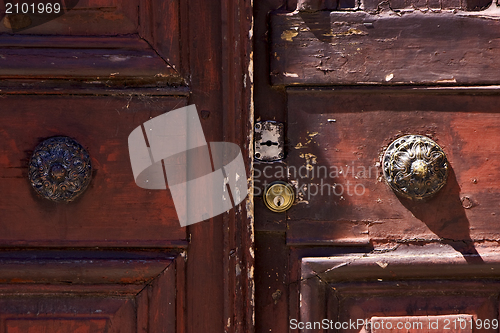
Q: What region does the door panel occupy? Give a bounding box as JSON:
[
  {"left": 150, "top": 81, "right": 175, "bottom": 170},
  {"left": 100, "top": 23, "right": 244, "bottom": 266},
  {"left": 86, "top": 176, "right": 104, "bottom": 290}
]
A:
[
  {"left": 286, "top": 89, "right": 500, "bottom": 245},
  {"left": 0, "top": 95, "right": 187, "bottom": 247},
  {"left": 0, "top": 250, "right": 184, "bottom": 332},
  {"left": 0, "top": 0, "right": 253, "bottom": 331},
  {"left": 255, "top": 0, "right": 500, "bottom": 331},
  {"left": 270, "top": 10, "right": 500, "bottom": 86},
  {"left": 0, "top": 0, "right": 182, "bottom": 79},
  {"left": 296, "top": 245, "right": 500, "bottom": 333}
]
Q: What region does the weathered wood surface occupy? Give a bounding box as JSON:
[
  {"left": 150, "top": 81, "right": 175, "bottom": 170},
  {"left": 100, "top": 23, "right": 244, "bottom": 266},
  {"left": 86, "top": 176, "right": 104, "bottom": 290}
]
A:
[
  {"left": 294, "top": 245, "right": 500, "bottom": 333},
  {"left": 260, "top": 1, "right": 500, "bottom": 332},
  {"left": 0, "top": 36, "right": 182, "bottom": 84},
  {"left": 253, "top": 1, "right": 291, "bottom": 332},
  {"left": 0, "top": 0, "right": 253, "bottom": 332},
  {"left": 0, "top": 251, "right": 184, "bottom": 333},
  {"left": 287, "top": 88, "right": 500, "bottom": 245},
  {"left": 183, "top": 0, "right": 254, "bottom": 331},
  {"left": 0, "top": 0, "right": 183, "bottom": 77},
  {"left": 302, "top": 244, "right": 500, "bottom": 281},
  {"left": 271, "top": 9, "right": 500, "bottom": 85},
  {"left": 0, "top": 0, "right": 137, "bottom": 35},
  {"left": 291, "top": 0, "right": 489, "bottom": 11},
  {"left": 0, "top": 250, "right": 174, "bottom": 286},
  {"left": 0, "top": 95, "right": 188, "bottom": 247},
  {"left": 138, "top": 0, "right": 182, "bottom": 72}
]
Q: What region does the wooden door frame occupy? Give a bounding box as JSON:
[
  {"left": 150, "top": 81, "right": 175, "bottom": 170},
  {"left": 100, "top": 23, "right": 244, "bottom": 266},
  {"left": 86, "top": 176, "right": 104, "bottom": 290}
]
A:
[
  {"left": 181, "top": 0, "right": 254, "bottom": 332},
  {"left": 0, "top": 0, "right": 254, "bottom": 331}
]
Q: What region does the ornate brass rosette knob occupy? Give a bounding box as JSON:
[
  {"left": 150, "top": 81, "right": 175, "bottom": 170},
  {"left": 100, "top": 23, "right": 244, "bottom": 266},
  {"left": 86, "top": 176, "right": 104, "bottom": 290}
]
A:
[
  {"left": 382, "top": 135, "right": 448, "bottom": 200},
  {"left": 29, "top": 137, "right": 92, "bottom": 202}
]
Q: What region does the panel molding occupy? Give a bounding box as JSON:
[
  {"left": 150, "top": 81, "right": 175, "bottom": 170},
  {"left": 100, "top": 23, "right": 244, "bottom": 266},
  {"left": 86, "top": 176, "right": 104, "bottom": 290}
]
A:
[
  {"left": 0, "top": 0, "right": 184, "bottom": 87},
  {"left": 0, "top": 35, "right": 183, "bottom": 86},
  {"left": 291, "top": 244, "right": 500, "bottom": 333},
  {"left": 271, "top": 9, "right": 500, "bottom": 86},
  {"left": 0, "top": 250, "right": 185, "bottom": 333}
]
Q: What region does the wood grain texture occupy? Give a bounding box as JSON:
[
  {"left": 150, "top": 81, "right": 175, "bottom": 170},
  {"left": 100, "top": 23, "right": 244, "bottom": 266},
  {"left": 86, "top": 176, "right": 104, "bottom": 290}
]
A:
[
  {"left": 0, "top": 251, "right": 184, "bottom": 333},
  {"left": 255, "top": 232, "right": 288, "bottom": 333},
  {"left": 0, "top": 79, "right": 190, "bottom": 95},
  {"left": 183, "top": 0, "right": 225, "bottom": 330},
  {"left": 302, "top": 243, "right": 500, "bottom": 281},
  {"left": 0, "top": 0, "right": 183, "bottom": 82},
  {"left": 295, "top": 244, "right": 500, "bottom": 333},
  {"left": 183, "top": 0, "right": 254, "bottom": 330},
  {"left": 287, "top": 88, "right": 500, "bottom": 245},
  {"left": 0, "top": 0, "right": 138, "bottom": 35},
  {"left": 220, "top": 0, "right": 254, "bottom": 331},
  {"left": 0, "top": 250, "right": 174, "bottom": 286},
  {"left": 1, "top": 298, "right": 135, "bottom": 333},
  {"left": 6, "top": 318, "right": 110, "bottom": 333},
  {"left": 0, "top": 0, "right": 254, "bottom": 332},
  {"left": 0, "top": 95, "right": 187, "bottom": 247},
  {"left": 271, "top": 10, "right": 500, "bottom": 85},
  {"left": 294, "top": 0, "right": 466, "bottom": 10},
  {"left": 139, "top": 0, "right": 181, "bottom": 72},
  {"left": 253, "top": 1, "right": 289, "bottom": 332},
  {"left": 0, "top": 36, "right": 182, "bottom": 85}
]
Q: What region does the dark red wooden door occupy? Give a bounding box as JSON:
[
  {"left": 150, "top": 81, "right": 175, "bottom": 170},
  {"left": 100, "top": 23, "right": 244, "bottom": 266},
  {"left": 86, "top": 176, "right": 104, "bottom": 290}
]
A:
[
  {"left": 254, "top": 0, "right": 500, "bottom": 332},
  {"left": 0, "top": 1, "right": 253, "bottom": 332}
]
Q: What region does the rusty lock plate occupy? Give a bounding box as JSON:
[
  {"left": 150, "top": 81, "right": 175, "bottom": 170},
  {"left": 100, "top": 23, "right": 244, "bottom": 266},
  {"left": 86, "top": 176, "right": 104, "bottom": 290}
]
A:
[{"left": 254, "top": 121, "right": 284, "bottom": 162}]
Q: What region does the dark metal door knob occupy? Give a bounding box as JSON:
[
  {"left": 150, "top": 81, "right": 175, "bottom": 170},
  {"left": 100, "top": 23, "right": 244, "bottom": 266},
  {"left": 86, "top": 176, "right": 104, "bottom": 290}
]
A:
[{"left": 29, "top": 137, "right": 92, "bottom": 202}]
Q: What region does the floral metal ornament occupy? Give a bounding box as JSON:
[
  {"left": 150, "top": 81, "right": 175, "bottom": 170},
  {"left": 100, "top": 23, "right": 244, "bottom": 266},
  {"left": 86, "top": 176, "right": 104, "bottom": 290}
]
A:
[
  {"left": 383, "top": 135, "right": 448, "bottom": 200},
  {"left": 29, "top": 137, "right": 92, "bottom": 202}
]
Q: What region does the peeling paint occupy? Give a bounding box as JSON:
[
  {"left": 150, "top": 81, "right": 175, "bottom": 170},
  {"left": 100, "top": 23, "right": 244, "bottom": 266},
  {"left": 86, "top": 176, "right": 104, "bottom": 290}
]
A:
[
  {"left": 281, "top": 30, "right": 299, "bottom": 42},
  {"left": 436, "top": 78, "right": 457, "bottom": 83},
  {"left": 295, "top": 131, "right": 320, "bottom": 150},
  {"left": 103, "top": 55, "right": 130, "bottom": 62},
  {"left": 155, "top": 73, "right": 170, "bottom": 78},
  {"left": 376, "top": 261, "right": 389, "bottom": 268},
  {"left": 308, "top": 131, "right": 319, "bottom": 137},
  {"left": 247, "top": 8, "right": 256, "bottom": 328},
  {"left": 299, "top": 152, "right": 318, "bottom": 171},
  {"left": 292, "top": 180, "right": 309, "bottom": 204},
  {"left": 248, "top": 265, "right": 254, "bottom": 280},
  {"left": 323, "top": 28, "right": 367, "bottom": 37}
]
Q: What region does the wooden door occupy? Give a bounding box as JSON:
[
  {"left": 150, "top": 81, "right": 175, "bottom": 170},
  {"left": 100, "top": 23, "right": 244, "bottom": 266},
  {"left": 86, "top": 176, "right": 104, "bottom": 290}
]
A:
[
  {"left": 254, "top": 0, "right": 500, "bottom": 332},
  {"left": 0, "top": 1, "right": 253, "bottom": 332}
]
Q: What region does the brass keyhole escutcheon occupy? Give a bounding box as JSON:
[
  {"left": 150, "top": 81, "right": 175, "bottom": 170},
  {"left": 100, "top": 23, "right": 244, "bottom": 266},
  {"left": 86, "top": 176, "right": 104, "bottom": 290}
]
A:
[
  {"left": 263, "top": 181, "right": 295, "bottom": 212},
  {"left": 383, "top": 135, "right": 448, "bottom": 200}
]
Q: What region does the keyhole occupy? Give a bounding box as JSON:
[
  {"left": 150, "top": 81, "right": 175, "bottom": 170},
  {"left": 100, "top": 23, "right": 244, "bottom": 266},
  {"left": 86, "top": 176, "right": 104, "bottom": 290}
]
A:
[
  {"left": 273, "top": 195, "right": 284, "bottom": 207},
  {"left": 263, "top": 140, "right": 278, "bottom": 146}
]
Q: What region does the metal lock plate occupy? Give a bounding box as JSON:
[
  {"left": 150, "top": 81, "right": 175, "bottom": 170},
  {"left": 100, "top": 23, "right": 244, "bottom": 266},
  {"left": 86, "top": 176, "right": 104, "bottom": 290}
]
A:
[
  {"left": 254, "top": 121, "right": 284, "bottom": 162},
  {"left": 263, "top": 181, "right": 295, "bottom": 212}
]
